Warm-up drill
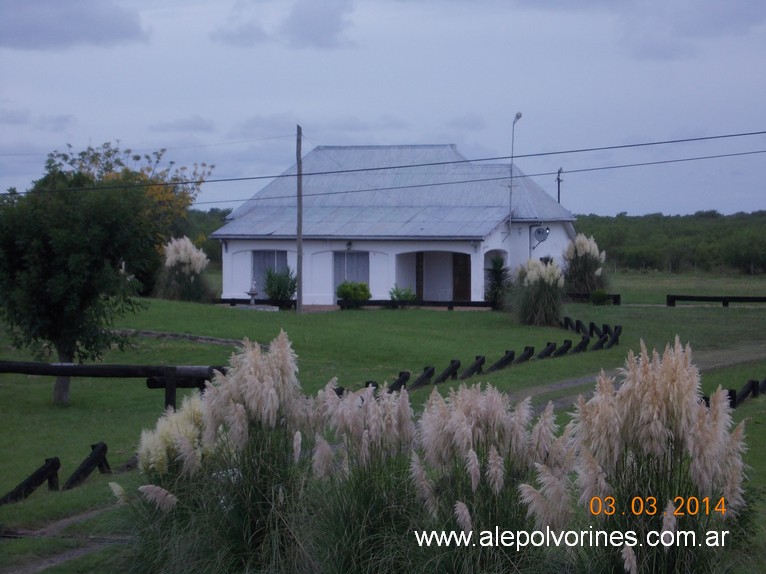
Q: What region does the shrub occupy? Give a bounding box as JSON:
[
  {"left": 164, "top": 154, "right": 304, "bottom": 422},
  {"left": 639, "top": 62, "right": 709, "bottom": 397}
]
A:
[
  {"left": 264, "top": 267, "right": 297, "bottom": 308},
  {"left": 154, "top": 236, "right": 214, "bottom": 302},
  {"left": 484, "top": 255, "right": 510, "bottom": 310},
  {"left": 336, "top": 281, "right": 371, "bottom": 308},
  {"left": 389, "top": 284, "right": 417, "bottom": 308},
  {"left": 563, "top": 233, "right": 606, "bottom": 295},
  {"left": 509, "top": 258, "right": 564, "bottom": 327}
]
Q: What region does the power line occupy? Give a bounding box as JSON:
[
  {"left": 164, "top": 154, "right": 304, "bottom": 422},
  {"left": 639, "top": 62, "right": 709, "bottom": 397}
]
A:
[
  {"left": 3, "top": 129, "right": 765, "bottom": 198},
  {"left": 190, "top": 147, "right": 766, "bottom": 206}
]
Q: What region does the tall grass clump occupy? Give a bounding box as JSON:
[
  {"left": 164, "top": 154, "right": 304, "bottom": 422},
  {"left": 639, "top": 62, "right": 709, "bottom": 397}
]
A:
[
  {"left": 121, "top": 331, "right": 317, "bottom": 573},
  {"left": 563, "top": 233, "right": 606, "bottom": 295},
  {"left": 154, "top": 236, "right": 214, "bottom": 302},
  {"left": 485, "top": 255, "right": 510, "bottom": 310},
  {"left": 509, "top": 258, "right": 564, "bottom": 326},
  {"left": 308, "top": 380, "right": 420, "bottom": 574},
  {"left": 520, "top": 337, "right": 748, "bottom": 573},
  {"left": 264, "top": 268, "right": 297, "bottom": 308},
  {"left": 410, "top": 384, "right": 564, "bottom": 572}
]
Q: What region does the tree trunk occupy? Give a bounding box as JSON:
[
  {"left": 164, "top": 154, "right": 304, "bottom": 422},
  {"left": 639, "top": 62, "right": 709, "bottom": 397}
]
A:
[{"left": 53, "top": 348, "right": 73, "bottom": 405}]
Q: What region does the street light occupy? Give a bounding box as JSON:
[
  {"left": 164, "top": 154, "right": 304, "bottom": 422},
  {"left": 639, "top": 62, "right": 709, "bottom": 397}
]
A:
[{"left": 509, "top": 112, "right": 522, "bottom": 242}]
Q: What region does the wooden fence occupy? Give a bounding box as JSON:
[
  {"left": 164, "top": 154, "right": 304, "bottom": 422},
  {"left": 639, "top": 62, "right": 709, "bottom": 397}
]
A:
[
  {"left": 0, "top": 361, "right": 222, "bottom": 410},
  {"left": 667, "top": 294, "right": 766, "bottom": 307}
]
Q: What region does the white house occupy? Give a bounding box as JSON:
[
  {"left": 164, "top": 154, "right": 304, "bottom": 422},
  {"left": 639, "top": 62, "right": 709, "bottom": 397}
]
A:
[{"left": 212, "top": 144, "right": 576, "bottom": 305}]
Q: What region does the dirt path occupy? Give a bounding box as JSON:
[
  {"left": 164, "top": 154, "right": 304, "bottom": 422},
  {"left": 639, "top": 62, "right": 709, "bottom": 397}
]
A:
[
  {"left": 0, "top": 507, "right": 131, "bottom": 574},
  {"left": 511, "top": 341, "right": 766, "bottom": 413}
]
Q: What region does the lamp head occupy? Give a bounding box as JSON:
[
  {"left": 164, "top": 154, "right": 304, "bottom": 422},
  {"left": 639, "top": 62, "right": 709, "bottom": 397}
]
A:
[{"left": 513, "top": 112, "right": 522, "bottom": 124}]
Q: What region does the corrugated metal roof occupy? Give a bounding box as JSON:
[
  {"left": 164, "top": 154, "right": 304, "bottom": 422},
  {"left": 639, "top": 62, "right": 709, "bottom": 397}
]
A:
[{"left": 213, "top": 144, "right": 574, "bottom": 240}]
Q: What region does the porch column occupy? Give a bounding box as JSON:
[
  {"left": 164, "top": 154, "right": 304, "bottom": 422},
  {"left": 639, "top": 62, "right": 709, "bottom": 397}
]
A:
[{"left": 470, "top": 248, "right": 484, "bottom": 302}]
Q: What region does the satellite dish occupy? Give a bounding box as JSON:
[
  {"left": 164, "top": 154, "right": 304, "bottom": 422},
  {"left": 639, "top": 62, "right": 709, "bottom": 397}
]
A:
[{"left": 533, "top": 226, "right": 550, "bottom": 243}]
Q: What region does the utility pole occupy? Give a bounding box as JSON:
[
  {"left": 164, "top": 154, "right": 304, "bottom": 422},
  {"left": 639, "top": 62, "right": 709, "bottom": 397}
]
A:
[
  {"left": 556, "top": 167, "right": 563, "bottom": 203},
  {"left": 296, "top": 124, "right": 303, "bottom": 314},
  {"left": 509, "top": 112, "right": 522, "bottom": 242}
]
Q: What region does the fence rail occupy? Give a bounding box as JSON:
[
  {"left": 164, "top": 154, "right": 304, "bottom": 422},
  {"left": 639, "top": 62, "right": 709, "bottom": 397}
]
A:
[
  {"left": 0, "top": 361, "right": 222, "bottom": 409},
  {"left": 667, "top": 294, "right": 766, "bottom": 307}
]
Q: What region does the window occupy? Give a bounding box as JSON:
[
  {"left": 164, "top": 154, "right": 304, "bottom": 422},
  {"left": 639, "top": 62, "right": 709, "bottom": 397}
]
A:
[
  {"left": 333, "top": 251, "right": 369, "bottom": 290},
  {"left": 252, "top": 250, "right": 288, "bottom": 289}
]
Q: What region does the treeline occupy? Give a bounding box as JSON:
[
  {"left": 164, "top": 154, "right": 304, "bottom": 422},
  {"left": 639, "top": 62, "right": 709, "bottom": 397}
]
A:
[{"left": 574, "top": 210, "right": 766, "bottom": 274}]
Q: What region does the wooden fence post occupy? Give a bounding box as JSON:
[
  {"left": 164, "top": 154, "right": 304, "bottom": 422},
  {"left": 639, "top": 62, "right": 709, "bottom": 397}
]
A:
[
  {"left": 0, "top": 457, "right": 61, "bottom": 506},
  {"left": 64, "top": 442, "right": 111, "bottom": 490},
  {"left": 164, "top": 367, "right": 177, "bottom": 411}
]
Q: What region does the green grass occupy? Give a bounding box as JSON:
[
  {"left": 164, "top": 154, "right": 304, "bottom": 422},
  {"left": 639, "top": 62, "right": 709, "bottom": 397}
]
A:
[
  {"left": 1, "top": 271, "right": 766, "bottom": 572},
  {"left": 609, "top": 269, "right": 766, "bottom": 305}
]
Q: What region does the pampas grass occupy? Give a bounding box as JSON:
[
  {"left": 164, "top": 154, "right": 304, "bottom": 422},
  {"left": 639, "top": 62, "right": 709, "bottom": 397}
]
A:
[
  {"left": 124, "top": 332, "right": 750, "bottom": 574},
  {"left": 522, "top": 336, "right": 749, "bottom": 573},
  {"left": 563, "top": 233, "right": 606, "bottom": 294},
  {"left": 509, "top": 258, "right": 565, "bottom": 326}
]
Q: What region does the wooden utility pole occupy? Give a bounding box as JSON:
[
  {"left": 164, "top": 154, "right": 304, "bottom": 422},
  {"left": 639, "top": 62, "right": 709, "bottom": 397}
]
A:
[
  {"left": 557, "top": 167, "right": 563, "bottom": 203},
  {"left": 296, "top": 124, "right": 303, "bottom": 314}
]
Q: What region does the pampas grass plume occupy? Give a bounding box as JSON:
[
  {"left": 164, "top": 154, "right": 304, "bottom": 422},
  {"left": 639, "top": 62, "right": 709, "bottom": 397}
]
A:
[
  {"left": 109, "top": 482, "right": 128, "bottom": 505},
  {"left": 293, "top": 430, "right": 302, "bottom": 464},
  {"left": 312, "top": 433, "right": 334, "bottom": 479},
  {"left": 465, "top": 448, "right": 480, "bottom": 494},
  {"left": 486, "top": 445, "right": 505, "bottom": 495},
  {"left": 139, "top": 484, "right": 178, "bottom": 512},
  {"left": 454, "top": 500, "right": 472, "bottom": 534},
  {"left": 621, "top": 542, "right": 637, "bottom": 574}
]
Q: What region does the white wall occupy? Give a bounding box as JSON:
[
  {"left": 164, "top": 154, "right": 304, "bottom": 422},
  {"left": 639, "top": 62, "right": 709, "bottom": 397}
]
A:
[{"left": 219, "top": 226, "right": 575, "bottom": 304}]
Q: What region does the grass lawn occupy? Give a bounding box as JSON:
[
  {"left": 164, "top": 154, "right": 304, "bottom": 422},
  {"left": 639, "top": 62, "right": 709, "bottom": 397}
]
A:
[{"left": 1, "top": 270, "right": 765, "bottom": 572}]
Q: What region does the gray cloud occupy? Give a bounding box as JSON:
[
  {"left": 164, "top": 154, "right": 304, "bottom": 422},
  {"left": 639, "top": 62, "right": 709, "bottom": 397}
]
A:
[
  {"left": 280, "top": 0, "right": 355, "bottom": 49},
  {"left": 150, "top": 115, "right": 216, "bottom": 134},
  {"left": 0, "top": 106, "right": 73, "bottom": 132},
  {"left": 211, "top": 0, "right": 355, "bottom": 49},
  {"left": 446, "top": 113, "right": 488, "bottom": 132},
  {"left": 0, "top": 0, "right": 148, "bottom": 50},
  {"left": 210, "top": 19, "right": 269, "bottom": 47}
]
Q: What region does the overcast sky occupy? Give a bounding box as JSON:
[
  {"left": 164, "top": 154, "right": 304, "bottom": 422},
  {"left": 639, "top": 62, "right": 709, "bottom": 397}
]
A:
[{"left": 1, "top": 0, "right": 765, "bottom": 216}]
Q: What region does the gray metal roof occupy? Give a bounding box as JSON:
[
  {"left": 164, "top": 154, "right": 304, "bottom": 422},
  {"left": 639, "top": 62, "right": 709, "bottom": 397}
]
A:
[{"left": 212, "top": 144, "right": 574, "bottom": 240}]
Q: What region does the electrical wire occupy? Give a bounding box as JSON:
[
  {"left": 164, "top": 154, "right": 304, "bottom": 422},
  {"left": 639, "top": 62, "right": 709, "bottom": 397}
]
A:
[
  {"left": 2, "top": 129, "right": 765, "bottom": 200},
  {"left": 189, "top": 147, "right": 766, "bottom": 206}
]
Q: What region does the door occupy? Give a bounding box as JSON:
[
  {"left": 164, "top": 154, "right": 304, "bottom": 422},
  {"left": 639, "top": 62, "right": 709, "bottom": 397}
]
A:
[{"left": 452, "top": 253, "right": 471, "bottom": 301}]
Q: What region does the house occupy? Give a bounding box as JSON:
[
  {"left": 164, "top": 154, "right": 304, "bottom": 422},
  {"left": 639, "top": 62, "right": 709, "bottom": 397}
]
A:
[{"left": 212, "top": 144, "right": 576, "bottom": 305}]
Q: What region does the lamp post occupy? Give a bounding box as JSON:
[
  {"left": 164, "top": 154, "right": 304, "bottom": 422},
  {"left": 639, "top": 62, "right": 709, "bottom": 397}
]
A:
[{"left": 509, "top": 112, "right": 522, "bottom": 247}]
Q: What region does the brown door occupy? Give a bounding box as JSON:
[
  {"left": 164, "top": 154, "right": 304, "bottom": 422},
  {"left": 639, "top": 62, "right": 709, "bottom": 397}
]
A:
[{"left": 452, "top": 253, "right": 471, "bottom": 301}]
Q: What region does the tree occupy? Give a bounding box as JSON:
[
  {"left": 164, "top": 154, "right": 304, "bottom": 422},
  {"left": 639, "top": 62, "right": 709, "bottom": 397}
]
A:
[
  {"left": 45, "top": 143, "right": 214, "bottom": 292},
  {"left": 0, "top": 144, "right": 212, "bottom": 404}
]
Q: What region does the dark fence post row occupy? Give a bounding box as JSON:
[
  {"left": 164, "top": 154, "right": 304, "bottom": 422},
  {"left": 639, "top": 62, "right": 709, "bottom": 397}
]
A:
[
  {"left": 705, "top": 378, "right": 766, "bottom": 409},
  {"left": 562, "top": 318, "right": 622, "bottom": 350},
  {"left": 0, "top": 442, "right": 113, "bottom": 506},
  {"left": 363, "top": 325, "right": 624, "bottom": 395}
]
